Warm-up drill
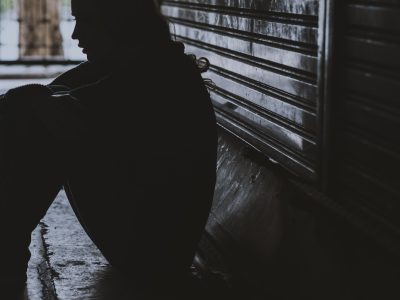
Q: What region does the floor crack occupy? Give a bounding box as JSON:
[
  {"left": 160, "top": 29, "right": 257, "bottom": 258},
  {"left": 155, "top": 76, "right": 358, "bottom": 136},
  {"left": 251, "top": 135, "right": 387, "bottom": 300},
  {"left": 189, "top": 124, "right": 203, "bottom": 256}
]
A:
[{"left": 37, "top": 221, "right": 59, "bottom": 300}]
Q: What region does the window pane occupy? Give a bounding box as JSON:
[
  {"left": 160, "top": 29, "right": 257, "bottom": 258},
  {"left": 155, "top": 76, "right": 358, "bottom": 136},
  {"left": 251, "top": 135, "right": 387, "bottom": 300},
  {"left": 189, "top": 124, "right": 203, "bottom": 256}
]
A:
[{"left": 0, "top": 0, "right": 84, "bottom": 61}]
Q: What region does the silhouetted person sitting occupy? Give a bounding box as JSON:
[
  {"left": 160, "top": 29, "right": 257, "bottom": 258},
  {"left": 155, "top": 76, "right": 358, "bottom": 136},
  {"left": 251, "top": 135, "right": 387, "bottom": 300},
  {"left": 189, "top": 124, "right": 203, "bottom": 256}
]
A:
[{"left": 0, "top": 0, "right": 217, "bottom": 298}]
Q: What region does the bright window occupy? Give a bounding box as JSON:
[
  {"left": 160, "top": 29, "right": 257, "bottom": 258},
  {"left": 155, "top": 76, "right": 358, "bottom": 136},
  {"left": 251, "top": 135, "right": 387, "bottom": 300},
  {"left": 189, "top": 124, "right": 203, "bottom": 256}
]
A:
[{"left": 0, "top": 0, "right": 84, "bottom": 61}]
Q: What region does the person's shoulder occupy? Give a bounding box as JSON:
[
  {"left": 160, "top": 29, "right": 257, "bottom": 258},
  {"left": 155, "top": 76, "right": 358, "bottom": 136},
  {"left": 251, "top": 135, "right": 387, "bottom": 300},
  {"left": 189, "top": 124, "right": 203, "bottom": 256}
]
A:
[
  {"left": 51, "top": 61, "right": 111, "bottom": 89},
  {"left": 67, "top": 74, "right": 115, "bottom": 107},
  {"left": 50, "top": 62, "right": 89, "bottom": 87}
]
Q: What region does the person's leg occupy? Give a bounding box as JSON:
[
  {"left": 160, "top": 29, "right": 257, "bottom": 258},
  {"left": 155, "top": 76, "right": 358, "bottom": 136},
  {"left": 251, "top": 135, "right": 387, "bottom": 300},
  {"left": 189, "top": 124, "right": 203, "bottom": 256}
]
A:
[
  {"left": 0, "top": 94, "right": 64, "bottom": 293},
  {"left": 65, "top": 149, "right": 215, "bottom": 298}
]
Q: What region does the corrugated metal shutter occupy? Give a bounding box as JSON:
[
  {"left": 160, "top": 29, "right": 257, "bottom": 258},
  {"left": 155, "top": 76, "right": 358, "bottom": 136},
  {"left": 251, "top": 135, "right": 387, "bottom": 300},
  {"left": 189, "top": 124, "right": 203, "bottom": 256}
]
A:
[
  {"left": 333, "top": 1, "right": 400, "bottom": 231},
  {"left": 161, "top": 0, "right": 321, "bottom": 182}
]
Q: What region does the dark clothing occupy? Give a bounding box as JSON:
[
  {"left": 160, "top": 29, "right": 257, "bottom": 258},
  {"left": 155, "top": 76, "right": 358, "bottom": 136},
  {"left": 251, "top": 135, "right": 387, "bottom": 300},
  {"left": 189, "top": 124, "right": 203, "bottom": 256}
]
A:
[{"left": 0, "top": 42, "right": 217, "bottom": 296}]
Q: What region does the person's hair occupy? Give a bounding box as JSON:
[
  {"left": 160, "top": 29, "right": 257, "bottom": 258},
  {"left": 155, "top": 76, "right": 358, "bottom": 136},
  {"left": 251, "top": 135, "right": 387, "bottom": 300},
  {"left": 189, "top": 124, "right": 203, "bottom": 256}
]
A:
[{"left": 97, "top": 0, "right": 171, "bottom": 46}]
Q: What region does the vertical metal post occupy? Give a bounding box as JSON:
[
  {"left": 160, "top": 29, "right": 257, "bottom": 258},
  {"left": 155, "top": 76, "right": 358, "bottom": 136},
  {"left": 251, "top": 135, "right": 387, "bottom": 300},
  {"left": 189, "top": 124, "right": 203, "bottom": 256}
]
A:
[
  {"left": 0, "top": 0, "right": 2, "bottom": 59},
  {"left": 316, "top": 0, "right": 335, "bottom": 193}
]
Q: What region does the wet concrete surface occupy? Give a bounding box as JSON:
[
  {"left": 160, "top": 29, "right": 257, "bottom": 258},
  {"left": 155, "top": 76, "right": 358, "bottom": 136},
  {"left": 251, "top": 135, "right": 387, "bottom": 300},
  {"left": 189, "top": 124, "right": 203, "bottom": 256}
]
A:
[
  {"left": 26, "top": 190, "right": 137, "bottom": 300},
  {"left": 23, "top": 189, "right": 235, "bottom": 300}
]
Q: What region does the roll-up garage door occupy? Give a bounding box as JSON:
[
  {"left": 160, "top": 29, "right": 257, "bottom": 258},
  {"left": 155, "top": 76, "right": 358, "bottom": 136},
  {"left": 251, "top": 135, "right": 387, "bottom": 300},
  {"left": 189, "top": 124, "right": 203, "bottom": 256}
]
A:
[
  {"left": 333, "top": 1, "right": 400, "bottom": 233},
  {"left": 161, "top": 0, "right": 321, "bottom": 182}
]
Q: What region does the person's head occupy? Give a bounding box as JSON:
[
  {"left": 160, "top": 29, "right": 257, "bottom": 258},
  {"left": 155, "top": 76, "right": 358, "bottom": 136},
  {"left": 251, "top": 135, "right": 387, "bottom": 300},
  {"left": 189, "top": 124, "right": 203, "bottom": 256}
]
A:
[{"left": 71, "top": 0, "right": 171, "bottom": 62}]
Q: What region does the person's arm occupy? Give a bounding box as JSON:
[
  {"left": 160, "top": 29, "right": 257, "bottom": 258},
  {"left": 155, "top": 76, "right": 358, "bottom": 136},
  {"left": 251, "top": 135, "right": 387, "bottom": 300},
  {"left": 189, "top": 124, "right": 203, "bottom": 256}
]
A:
[
  {"left": 2, "top": 84, "right": 88, "bottom": 144},
  {"left": 31, "top": 92, "right": 88, "bottom": 143}
]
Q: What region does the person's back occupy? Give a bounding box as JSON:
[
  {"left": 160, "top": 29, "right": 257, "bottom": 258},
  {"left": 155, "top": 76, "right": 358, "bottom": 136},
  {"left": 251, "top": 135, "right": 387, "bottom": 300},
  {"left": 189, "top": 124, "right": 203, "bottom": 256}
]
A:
[{"left": 64, "top": 41, "right": 217, "bottom": 292}]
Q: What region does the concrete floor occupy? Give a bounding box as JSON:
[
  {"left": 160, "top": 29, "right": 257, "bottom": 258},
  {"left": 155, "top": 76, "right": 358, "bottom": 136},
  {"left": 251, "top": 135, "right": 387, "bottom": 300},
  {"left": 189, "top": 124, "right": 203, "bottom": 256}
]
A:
[
  {"left": 23, "top": 190, "right": 234, "bottom": 300},
  {"left": 26, "top": 191, "right": 137, "bottom": 300}
]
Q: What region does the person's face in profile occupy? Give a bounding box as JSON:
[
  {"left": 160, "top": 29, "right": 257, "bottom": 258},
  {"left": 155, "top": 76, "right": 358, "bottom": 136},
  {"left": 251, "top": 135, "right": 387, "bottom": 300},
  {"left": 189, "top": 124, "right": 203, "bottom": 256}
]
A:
[{"left": 71, "top": 0, "right": 114, "bottom": 62}]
